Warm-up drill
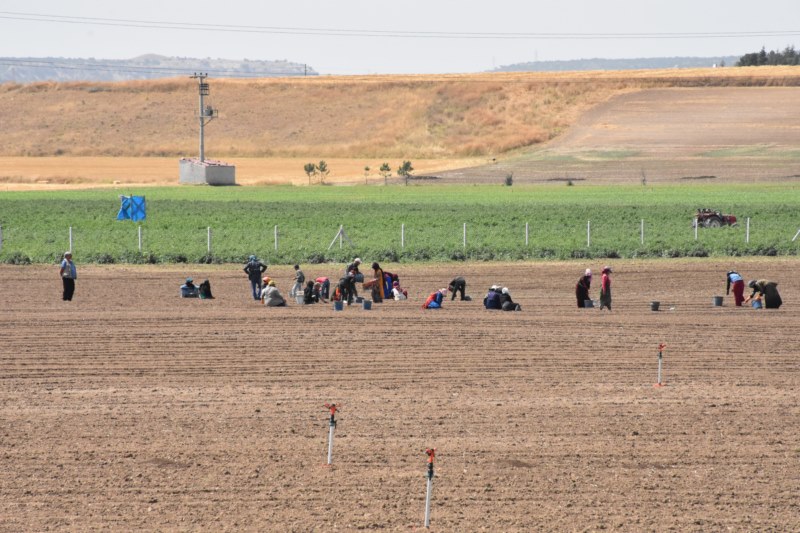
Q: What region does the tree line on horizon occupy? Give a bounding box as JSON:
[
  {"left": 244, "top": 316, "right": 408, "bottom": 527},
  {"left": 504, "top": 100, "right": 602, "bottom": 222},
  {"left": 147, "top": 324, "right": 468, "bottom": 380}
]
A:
[{"left": 737, "top": 46, "right": 799, "bottom": 66}]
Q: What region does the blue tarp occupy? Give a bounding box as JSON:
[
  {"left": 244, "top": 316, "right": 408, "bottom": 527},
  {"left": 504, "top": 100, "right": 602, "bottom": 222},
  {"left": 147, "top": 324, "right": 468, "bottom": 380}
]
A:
[{"left": 117, "top": 196, "right": 146, "bottom": 222}]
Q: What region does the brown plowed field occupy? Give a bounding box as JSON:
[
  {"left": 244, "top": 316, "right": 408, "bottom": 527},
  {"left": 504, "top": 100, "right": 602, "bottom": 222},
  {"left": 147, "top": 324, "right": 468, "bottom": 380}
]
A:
[{"left": 1, "top": 260, "right": 798, "bottom": 531}]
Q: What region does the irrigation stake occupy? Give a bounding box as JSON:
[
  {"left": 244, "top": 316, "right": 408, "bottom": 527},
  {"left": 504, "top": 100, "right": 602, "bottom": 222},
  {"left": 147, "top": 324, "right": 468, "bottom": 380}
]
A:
[
  {"left": 274, "top": 225, "right": 278, "bottom": 251},
  {"left": 424, "top": 448, "right": 436, "bottom": 528},
  {"left": 401, "top": 223, "right": 405, "bottom": 248},
  {"left": 0, "top": 225, "right": 3, "bottom": 252},
  {"left": 463, "top": 223, "right": 466, "bottom": 248},
  {"left": 138, "top": 225, "right": 143, "bottom": 252},
  {"left": 694, "top": 220, "right": 698, "bottom": 241},
  {"left": 654, "top": 343, "right": 667, "bottom": 388},
  {"left": 69, "top": 226, "right": 73, "bottom": 253},
  {"left": 323, "top": 403, "right": 339, "bottom": 466},
  {"left": 792, "top": 228, "right": 800, "bottom": 242},
  {"left": 207, "top": 227, "right": 211, "bottom": 253},
  {"left": 525, "top": 222, "right": 529, "bottom": 246}
]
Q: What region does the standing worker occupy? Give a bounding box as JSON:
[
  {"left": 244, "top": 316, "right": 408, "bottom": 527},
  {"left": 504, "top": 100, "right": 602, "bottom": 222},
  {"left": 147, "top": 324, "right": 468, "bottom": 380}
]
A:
[
  {"left": 448, "top": 276, "right": 468, "bottom": 301},
  {"left": 290, "top": 264, "right": 305, "bottom": 298},
  {"left": 59, "top": 251, "right": 77, "bottom": 301},
  {"left": 744, "top": 279, "right": 782, "bottom": 309},
  {"left": 575, "top": 268, "right": 592, "bottom": 308},
  {"left": 243, "top": 255, "right": 268, "bottom": 301},
  {"left": 726, "top": 270, "right": 745, "bottom": 307},
  {"left": 599, "top": 266, "right": 612, "bottom": 311}
]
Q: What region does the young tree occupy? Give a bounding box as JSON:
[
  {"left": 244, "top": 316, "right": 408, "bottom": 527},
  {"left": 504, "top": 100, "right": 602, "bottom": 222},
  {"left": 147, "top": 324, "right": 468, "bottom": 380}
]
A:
[
  {"left": 364, "top": 165, "right": 370, "bottom": 185},
  {"left": 303, "top": 163, "right": 316, "bottom": 185},
  {"left": 316, "top": 160, "right": 330, "bottom": 184},
  {"left": 397, "top": 160, "right": 414, "bottom": 186},
  {"left": 379, "top": 162, "right": 392, "bottom": 185}
]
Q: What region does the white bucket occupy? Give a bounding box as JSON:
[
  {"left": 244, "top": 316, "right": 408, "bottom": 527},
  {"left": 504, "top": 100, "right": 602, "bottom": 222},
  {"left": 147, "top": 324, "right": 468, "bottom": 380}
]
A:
[{"left": 295, "top": 295, "right": 304, "bottom": 305}]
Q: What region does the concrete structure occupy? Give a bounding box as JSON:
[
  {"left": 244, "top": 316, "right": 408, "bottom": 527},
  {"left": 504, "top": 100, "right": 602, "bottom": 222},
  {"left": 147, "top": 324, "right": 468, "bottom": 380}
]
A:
[{"left": 179, "top": 158, "right": 236, "bottom": 185}]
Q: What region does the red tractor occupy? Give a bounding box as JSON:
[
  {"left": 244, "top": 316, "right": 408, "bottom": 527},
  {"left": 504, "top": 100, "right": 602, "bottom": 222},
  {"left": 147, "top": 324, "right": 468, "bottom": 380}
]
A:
[{"left": 694, "top": 208, "right": 738, "bottom": 228}]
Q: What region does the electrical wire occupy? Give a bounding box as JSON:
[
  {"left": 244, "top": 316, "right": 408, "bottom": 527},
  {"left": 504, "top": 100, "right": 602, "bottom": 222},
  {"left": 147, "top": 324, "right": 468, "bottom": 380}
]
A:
[{"left": 1, "top": 11, "right": 799, "bottom": 40}]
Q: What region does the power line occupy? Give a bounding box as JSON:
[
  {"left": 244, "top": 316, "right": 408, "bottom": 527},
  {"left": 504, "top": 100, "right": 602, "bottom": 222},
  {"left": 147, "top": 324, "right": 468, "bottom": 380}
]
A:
[{"left": 1, "top": 11, "right": 799, "bottom": 40}]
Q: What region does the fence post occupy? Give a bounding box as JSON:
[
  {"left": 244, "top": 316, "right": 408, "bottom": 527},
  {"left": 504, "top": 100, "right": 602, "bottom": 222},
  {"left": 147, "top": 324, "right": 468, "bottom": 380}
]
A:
[
  {"left": 587, "top": 221, "right": 591, "bottom": 247},
  {"left": 274, "top": 225, "right": 278, "bottom": 251},
  {"left": 207, "top": 227, "right": 212, "bottom": 253},
  {"left": 401, "top": 223, "right": 405, "bottom": 248},
  {"left": 525, "top": 222, "right": 529, "bottom": 246},
  {"left": 0, "top": 225, "right": 3, "bottom": 252},
  {"left": 138, "top": 225, "right": 143, "bottom": 252},
  {"left": 640, "top": 219, "right": 644, "bottom": 245},
  {"left": 463, "top": 223, "right": 467, "bottom": 248},
  {"left": 69, "top": 226, "right": 73, "bottom": 252},
  {"left": 746, "top": 218, "right": 750, "bottom": 243},
  {"left": 694, "top": 220, "right": 698, "bottom": 241}
]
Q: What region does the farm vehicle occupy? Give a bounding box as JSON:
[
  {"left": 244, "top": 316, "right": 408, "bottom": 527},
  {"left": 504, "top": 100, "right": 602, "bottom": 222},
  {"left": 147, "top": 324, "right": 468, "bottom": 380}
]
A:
[{"left": 693, "top": 208, "right": 738, "bottom": 228}]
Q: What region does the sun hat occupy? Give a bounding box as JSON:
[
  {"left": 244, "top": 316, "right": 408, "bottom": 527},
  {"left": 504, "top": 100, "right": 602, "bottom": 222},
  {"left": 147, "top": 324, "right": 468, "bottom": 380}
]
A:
[
  {"left": 262, "top": 276, "right": 271, "bottom": 283},
  {"left": 585, "top": 268, "right": 592, "bottom": 276},
  {"left": 602, "top": 266, "right": 612, "bottom": 274},
  {"left": 64, "top": 251, "right": 72, "bottom": 256}
]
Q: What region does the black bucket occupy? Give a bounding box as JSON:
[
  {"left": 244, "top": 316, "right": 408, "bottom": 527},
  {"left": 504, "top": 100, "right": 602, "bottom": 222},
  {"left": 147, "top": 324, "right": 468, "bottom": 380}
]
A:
[
  {"left": 712, "top": 296, "right": 723, "bottom": 306},
  {"left": 650, "top": 301, "right": 660, "bottom": 311}
]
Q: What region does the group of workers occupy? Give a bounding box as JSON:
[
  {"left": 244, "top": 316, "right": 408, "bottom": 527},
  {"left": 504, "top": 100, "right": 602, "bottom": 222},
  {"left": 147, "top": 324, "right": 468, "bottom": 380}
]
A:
[
  {"left": 726, "top": 270, "right": 783, "bottom": 309},
  {"left": 57, "top": 250, "right": 783, "bottom": 312},
  {"left": 575, "top": 266, "right": 613, "bottom": 310}
]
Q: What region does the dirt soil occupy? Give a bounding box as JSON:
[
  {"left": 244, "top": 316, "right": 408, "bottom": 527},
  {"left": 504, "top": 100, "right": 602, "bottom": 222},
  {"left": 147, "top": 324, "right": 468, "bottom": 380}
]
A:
[
  {"left": 440, "top": 87, "right": 800, "bottom": 185},
  {"left": 1, "top": 259, "right": 798, "bottom": 531}
]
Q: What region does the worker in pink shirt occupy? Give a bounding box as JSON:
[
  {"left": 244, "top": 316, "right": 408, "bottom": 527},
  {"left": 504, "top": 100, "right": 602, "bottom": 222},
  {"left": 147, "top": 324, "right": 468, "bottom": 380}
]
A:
[{"left": 599, "top": 266, "right": 612, "bottom": 311}]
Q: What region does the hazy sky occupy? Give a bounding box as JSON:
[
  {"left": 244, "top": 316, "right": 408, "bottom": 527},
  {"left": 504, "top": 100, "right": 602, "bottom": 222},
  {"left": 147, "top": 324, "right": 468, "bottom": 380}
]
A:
[{"left": 1, "top": 1, "right": 799, "bottom": 74}]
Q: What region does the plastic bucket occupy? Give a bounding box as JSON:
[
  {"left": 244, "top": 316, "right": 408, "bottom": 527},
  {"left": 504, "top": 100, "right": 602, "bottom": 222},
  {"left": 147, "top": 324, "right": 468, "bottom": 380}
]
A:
[
  {"left": 650, "top": 301, "right": 660, "bottom": 311},
  {"left": 355, "top": 296, "right": 364, "bottom": 303},
  {"left": 362, "top": 300, "right": 372, "bottom": 310},
  {"left": 712, "top": 296, "right": 723, "bottom": 306},
  {"left": 333, "top": 301, "right": 344, "bottom": 311},
  {"left": 752, "top": 300, "right": 762, "bottom": 309},
  {"left": 295, "top": 295, "right": 305, "bottom": 305},
  {"left": 584, "top": 299, "right": 594, "bottom": 308}
]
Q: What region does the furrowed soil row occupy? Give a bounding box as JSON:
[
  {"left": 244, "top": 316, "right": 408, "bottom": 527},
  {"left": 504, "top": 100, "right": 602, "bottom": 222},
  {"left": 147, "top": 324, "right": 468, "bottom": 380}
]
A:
[{"left": 0, "top": 260, "right": 797, "bottom": 531}]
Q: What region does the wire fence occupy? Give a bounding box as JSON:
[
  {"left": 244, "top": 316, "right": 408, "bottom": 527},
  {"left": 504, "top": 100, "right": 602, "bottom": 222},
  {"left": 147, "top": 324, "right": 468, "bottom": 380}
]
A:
[{"left": 1, "top": 218, "right": 799, "bottom": 263}]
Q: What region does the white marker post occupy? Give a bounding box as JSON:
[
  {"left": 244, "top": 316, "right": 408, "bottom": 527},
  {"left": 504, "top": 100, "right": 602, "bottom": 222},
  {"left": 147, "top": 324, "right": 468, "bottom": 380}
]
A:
[
  {"left": 654, "top": 343, "right": 667, "bottom": 388},
  {"left": 401, "top": 223, "right": 405, "bottom": 248},
  {"left": 746, "top": 217, "right": 750, "bottom": 243},
  {"left": 207, "top": 227, "right": 212, "bottom": 253},
  {"left": 793, "top": 228, "right": 800, "bottom": 242},
  {"left": 424, "top": 448, "right": 436, "bottom": 528},
  {"left": 324, "top": 403, "right": 338, "bottom": 466},
  {"left": 463, "top": 223, "right": 466, "bottom": 248},
  {"left": 69, "top": 226, "right": 73, "bottom": 253},
  {"left": 640, "top": 219, "right": 645, "bottom": 245},
  {"left": 138, "top": 225, "right": 143, "bottom": 252},
  {"left": 274, "top": 225, "right": 278, "bottom": 251},
  {"left": 587, "top": 220, "right": 591, "bottom": 247},
  {"left": 525, "top": 222, "right": 529, "bottom": 246}
]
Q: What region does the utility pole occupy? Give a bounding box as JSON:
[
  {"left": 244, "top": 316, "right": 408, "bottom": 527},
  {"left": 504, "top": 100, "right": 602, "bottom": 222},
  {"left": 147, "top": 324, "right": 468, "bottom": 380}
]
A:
[{"left": 189, "top": 73, "right": 215, "bottom": 162}]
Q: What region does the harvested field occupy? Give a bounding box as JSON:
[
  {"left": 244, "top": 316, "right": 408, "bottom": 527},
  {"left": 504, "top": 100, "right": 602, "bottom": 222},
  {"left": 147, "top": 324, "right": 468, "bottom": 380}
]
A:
[
  {"left": 441, "top": 87, "right": 800, "bottom": 184},
  {"left": 1, "top": 259, "right": 798, "bottom": 531}
]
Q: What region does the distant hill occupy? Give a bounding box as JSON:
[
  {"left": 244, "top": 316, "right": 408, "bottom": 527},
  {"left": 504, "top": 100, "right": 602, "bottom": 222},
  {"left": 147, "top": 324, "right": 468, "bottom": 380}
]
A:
[
  {"left": 492, "top": 56, "right": 740, "bottom": 72},
  {"left": 0, "top": 54, "right": 317, "bottom": 83}
]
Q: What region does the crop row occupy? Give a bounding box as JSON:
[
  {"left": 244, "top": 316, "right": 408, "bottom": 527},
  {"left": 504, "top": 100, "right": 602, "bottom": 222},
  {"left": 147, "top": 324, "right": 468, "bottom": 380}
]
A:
[{"left": 1, "top": 185, "right": 798, "bottom": 264}]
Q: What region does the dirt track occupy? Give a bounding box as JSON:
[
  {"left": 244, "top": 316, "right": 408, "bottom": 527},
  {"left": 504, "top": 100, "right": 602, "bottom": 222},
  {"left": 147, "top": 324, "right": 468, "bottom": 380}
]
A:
[{"left": 1, "top": 260, "right": 798, "bottom": 531}]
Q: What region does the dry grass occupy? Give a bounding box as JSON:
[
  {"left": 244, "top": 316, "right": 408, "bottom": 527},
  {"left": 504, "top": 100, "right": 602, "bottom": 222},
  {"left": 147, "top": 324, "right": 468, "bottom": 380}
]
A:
[
  {"left": 0, "top": 156, "right": 483, "bottom": 189},
  {"left": 1, "top": 67, "right": 798, "bottom": 160}
]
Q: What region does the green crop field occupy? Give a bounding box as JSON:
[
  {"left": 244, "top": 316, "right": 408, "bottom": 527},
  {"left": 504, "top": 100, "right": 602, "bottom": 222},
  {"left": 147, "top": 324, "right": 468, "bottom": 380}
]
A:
[{"left": 0, "top": 183, "right": 798, "bottom": 265}]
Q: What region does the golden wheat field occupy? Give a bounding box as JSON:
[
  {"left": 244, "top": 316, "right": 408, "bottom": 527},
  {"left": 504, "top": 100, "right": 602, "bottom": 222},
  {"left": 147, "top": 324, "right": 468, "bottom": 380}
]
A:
[{"left": 1, "top": 67, "right": 799, "bottom": 188}]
